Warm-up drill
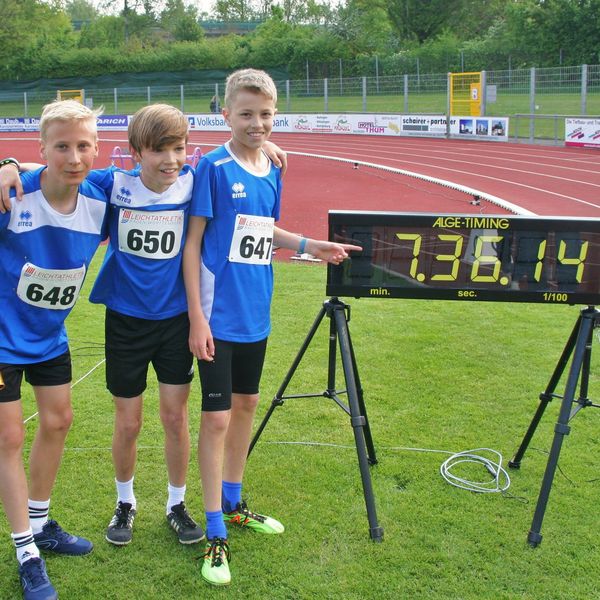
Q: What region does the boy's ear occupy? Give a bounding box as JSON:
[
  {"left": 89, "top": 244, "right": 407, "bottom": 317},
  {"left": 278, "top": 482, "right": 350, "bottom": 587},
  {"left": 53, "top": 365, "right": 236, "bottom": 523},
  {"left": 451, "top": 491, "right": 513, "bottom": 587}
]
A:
[
  {"left": 131, "top": 148, "right": 142, "bottom": 164},
  {"left": 39, "top": 142, "right": 46, "bottom": 161}
]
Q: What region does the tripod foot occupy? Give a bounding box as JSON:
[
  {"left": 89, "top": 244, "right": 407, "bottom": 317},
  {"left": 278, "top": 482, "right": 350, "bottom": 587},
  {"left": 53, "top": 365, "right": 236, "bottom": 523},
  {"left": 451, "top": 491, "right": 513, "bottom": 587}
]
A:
[
  {"left": 369, "top": 526, "right": 384, "bottom": 542},
  {"left": 508, "top": 458, "right": 521, "bottom": 469},
  {"left": 527, "top": 530, "right": 542, "bottom": 548}
]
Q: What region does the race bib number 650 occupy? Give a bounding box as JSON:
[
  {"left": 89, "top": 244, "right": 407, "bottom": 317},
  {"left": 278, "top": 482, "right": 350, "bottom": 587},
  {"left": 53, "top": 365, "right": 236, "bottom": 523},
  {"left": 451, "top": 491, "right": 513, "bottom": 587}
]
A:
[
  {"left": 118, "top": 209, "right": 184, "bottom": 260},
  {"left": 228, "top": 213, "right": 274, "bottom": 265},
  {"left": 17, "top": 263, "right": 86, "bottom": 310}
]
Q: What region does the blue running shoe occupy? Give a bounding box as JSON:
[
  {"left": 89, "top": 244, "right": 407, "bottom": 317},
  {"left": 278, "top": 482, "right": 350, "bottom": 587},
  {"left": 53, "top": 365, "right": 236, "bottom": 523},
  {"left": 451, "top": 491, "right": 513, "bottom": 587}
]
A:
[
  {"left": 19, "top": 557, "right": 57, "bottom": 600},
  {"left": 33, "top": 520, "right": 93, "bottom": 555}
]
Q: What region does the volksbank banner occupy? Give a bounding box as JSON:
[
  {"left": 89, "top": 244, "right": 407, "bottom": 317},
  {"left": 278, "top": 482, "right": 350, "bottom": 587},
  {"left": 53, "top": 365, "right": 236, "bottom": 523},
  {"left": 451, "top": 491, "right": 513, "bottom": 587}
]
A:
[
  {"left": 0, "top": 112, "right": 509, "bottom": 141},
  {"left": 187, "top": 113, "right": 509, "bottom": 141}
]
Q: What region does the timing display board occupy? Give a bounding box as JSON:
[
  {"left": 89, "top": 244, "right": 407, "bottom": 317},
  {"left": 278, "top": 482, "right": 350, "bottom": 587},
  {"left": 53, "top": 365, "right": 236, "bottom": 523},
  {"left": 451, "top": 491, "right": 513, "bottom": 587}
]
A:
[{"left": 326, "top": 211, "right": 600, "bottom": 304}]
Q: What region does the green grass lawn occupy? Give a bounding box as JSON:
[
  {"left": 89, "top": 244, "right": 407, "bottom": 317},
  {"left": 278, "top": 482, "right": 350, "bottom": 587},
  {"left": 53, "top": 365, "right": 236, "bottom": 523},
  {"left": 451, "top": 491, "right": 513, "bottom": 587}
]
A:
[{"left": 2, "top": 252, "right": 600, "bottom": 598}]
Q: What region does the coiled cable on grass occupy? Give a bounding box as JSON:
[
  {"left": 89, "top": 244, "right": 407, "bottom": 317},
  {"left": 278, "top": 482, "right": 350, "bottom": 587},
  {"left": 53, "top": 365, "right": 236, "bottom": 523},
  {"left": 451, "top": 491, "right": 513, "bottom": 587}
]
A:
[{"left": 440, "top": 447, "right": 511, "bottom": 493}]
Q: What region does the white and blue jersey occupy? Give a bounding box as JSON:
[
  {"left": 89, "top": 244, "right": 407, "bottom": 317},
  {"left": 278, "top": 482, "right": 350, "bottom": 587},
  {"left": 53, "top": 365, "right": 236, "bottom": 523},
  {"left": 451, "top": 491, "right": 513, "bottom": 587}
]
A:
[
  {"left": 88, "top": 165, "right": 194, "bottom": 320},
  {"left": 191, "top": 142, "right": 282, "bottom": 343},
  {"left": 0, "top": 168, "right": 108, "bottom": 364}
]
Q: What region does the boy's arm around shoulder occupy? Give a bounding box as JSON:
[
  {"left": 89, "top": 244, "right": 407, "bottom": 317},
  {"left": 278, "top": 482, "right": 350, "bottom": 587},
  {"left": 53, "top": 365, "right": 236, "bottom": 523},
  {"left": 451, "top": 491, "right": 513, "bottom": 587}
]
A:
[
  {"left": 183, "top": 215, "right": 214, "bottom": 361},
  {"left": 0, "top": 162, "right": 41, "bottom": 213}
]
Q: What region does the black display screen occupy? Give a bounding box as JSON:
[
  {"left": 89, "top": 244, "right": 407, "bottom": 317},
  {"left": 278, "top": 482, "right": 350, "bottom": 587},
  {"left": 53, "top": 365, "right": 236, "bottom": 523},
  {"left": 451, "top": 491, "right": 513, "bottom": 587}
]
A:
[{"left": 326, "top": 211, "right": 600, "bottom": 304}]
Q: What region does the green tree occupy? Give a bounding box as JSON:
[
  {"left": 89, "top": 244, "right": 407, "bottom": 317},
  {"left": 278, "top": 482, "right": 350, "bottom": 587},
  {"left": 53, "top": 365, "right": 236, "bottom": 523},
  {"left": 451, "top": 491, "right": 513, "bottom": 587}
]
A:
[
  {"left": 0, "top": 0, "right": 75, "bottom": 76},
  {"left": 214, "top": 0, "right": 256, "bottom": 21},
  {"left": 335, "top": 0, "right": 393, "bottom": 54},
  {"left": 160, "top": 0, "right": 204, "bottom": 42},
  {"left": 65, "top": 0, "right": 99, "bottom": 21},
  {"left": 78, "top": 15, "right": 125, "bottom": 48}
]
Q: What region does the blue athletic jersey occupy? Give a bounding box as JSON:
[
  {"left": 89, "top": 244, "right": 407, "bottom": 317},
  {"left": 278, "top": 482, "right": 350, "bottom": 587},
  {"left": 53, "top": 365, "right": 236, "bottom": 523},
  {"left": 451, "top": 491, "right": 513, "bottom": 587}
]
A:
[
  {"left": 88, "top": 165, "right": 194, "bottom": 320},
  {"left": 190, "top": 142, "right": 282, "bottom": 343},
  {"left": 0, "top": 168, "right": 108, "bottom": 364}
]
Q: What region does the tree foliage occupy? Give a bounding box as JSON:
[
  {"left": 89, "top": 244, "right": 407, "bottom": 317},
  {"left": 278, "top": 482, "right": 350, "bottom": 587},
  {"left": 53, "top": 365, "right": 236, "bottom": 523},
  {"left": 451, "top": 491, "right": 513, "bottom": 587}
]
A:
[{"left": 0, "top": 0, "right": 598, "bottom": 82}]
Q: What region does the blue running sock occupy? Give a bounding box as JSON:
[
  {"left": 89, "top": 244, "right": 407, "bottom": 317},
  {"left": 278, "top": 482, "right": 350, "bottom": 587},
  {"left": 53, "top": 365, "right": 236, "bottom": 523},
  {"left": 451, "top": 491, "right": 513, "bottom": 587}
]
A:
[
  {"left": 222, "top": 481, "right": 242, "bottom": 513},
  {"left": 205, "top": 510, "right": 227, "bottom": 540}
]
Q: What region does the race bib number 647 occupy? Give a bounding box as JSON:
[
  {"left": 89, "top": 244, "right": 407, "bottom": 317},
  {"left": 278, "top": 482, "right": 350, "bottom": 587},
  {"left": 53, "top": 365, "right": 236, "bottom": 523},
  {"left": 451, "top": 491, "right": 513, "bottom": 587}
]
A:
[
  {"left": 17, "top": 263, "right": 86, "bottom": 310},
  {"left": 228, "top": 214, "right": 275, "bottom": 265}
]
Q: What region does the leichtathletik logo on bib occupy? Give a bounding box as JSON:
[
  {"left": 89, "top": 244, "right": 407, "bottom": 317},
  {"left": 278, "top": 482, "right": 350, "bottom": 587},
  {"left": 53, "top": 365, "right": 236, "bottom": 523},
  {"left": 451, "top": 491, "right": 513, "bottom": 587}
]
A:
[
  {"left": 17, "top": 262, "right": 86, "bottom": 309},
  {"left": 118, "top": 208, "right": 184, "bottom": 260},
  {"left": 229, "top": 213, "right": 274, "bottom": 264}
]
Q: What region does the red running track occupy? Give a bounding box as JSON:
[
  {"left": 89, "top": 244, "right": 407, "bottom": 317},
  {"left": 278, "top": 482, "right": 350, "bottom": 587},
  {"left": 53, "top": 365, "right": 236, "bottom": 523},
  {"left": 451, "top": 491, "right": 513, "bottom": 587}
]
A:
[{"left": 2, "top": 131, "right": 599, "bottom": 247}]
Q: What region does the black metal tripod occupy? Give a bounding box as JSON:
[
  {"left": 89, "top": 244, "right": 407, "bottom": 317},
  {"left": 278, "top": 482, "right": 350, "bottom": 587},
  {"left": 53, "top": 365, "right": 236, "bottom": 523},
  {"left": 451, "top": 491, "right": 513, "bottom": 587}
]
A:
[
  {"left": 509, "top": 305, "right": 600, "bottom": 547},
  {"left": 248, "top": 297, "right": 384, "bottom": 542}
]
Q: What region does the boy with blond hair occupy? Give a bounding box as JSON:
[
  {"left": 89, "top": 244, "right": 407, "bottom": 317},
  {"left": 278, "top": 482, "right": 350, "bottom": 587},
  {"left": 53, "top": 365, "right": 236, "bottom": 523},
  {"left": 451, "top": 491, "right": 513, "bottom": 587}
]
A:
[
  {"left": 183, "top": 69, "right": 360, "bottom": 586},
  {"left": 0, "top": 99, "right": 107, "bottom": 600}
]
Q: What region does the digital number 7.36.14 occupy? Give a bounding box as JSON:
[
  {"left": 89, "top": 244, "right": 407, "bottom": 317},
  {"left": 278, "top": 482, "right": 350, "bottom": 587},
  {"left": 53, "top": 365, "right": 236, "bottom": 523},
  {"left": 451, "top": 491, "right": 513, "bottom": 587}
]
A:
[{"left": 395, "top": 233, "right": 589, "bottom": 284}]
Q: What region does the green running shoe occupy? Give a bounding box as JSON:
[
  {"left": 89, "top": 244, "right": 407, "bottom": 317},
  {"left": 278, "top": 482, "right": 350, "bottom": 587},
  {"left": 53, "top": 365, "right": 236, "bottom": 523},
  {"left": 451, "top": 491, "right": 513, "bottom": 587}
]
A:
[
  {"left": 201, "top": 538, "right": 231, "bottom": 586},
  {"left": 223, "top": 501, "right": 284, "bottom": 534}
]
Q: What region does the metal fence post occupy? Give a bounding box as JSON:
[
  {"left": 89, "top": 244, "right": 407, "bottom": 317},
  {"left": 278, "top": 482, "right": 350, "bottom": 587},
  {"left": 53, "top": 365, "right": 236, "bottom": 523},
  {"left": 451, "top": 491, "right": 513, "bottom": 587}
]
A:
[
  {"left": 114, "top": 88, "right": 118, "bottom": 114},
  {"left": 286, "top": 80, "right": 290, "bottom": 113},
  {"left": 180, "top": 84, "right": 184, "bottom": 113},
  {"left": 147, "top": 86, "right": 151, "bottom": 104},
  {"left": 529, "top": 67, "right": 536, "bottom": 143},
  {"left": 481, "top": 70, "right": 487, "bottom": 116},
  {"left": 581, "top": 64, "right": 588, "bottom": 116},
  {"left": 403, "top": 74, "right": 408, "bottom": 113},
  {"left": 24, "top": 92, "right": 28, "bottom": 118},
  {"left": 324, "top": 78, "right": 328, "bottom": 112},
  {"left": 446, "top": 72, "right": 451, "bottom": 139},
  {"left": 362, "top": 77, "right": 367, "bottom": 112}
]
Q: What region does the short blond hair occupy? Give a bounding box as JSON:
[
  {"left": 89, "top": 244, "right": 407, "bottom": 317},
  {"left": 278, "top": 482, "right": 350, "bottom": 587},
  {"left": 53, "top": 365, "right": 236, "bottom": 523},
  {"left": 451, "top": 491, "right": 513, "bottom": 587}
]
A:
[
  {"left": 128, "top": 103, "right": 189, "bottom": 153},
  {"left": 224, "top": 69, "right": 278, "bottom": 108},
  {"left": 39, "top": 99, "right": 103, "bottom": 142}
]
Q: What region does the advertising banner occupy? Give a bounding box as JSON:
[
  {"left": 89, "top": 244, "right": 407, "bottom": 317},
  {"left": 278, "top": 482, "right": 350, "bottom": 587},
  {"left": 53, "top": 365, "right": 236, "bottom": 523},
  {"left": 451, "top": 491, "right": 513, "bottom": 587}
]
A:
[
  {"left": 565, "top": 118, "right": 600, "bottom": 148},
  {"left": 0, "top": 112, "right": 509, "bottom": 142},
  {"left": 187, "top": 113, "right": 509, "bottom": 141}
]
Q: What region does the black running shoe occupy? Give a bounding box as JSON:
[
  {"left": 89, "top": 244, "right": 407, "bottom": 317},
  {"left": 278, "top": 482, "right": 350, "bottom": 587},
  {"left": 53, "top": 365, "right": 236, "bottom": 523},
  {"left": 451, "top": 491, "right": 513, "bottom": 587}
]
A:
[
  {"left": 167, "top": 502, "right": 205, "bottom": 544},
  {"left": 106, "top": 501, "right": 136, "bottom": 546}
]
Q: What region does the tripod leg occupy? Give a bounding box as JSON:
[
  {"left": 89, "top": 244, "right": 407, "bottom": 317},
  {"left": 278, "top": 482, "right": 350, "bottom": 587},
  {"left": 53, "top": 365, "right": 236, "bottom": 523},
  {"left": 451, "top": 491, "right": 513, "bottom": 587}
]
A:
[
  {"left": 509, "top": 314, "right": 582, "bottom": 469},
  {"left": 333, "top": 306, "right": 384, "bottom": 542},
  {"left": 344, "top": 312, "right": 378, "bottom": 465},
  {"left": 527, "top": 311, "right": 595, "bottom": 547},
  {"left": 248, "top": 304, "right": 327, "bottom": 456}
]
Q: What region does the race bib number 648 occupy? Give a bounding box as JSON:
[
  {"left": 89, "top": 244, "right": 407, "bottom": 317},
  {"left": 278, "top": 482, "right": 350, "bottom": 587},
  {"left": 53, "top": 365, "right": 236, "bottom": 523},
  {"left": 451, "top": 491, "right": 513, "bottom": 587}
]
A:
[
  {"left": 17, "top": 263, "right": 86, "bottom": 310},
  {"left": 228, "top": 214, "right": 275, "bottom": 265}
]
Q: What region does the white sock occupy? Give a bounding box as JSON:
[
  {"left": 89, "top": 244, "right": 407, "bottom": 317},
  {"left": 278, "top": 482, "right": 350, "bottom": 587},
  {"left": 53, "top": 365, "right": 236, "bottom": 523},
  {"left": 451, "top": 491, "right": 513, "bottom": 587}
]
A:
[
  {"left": 11, "top": 529, "right": 40, "bottom": 564},
  {"left": 28, "top": 499, "right": 50, "bottom": 535},
  {"left": 116, "top": 477, "right": 136, "bottom": 510},
  {"left": 166, "top": 483, "right": 186, "bottom": 515}
]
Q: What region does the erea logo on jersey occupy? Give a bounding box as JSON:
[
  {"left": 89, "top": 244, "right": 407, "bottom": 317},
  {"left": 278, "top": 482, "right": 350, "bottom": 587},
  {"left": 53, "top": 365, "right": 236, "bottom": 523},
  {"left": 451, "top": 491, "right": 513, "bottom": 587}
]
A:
[
  {"left": 231, "top": 182, "right": 246, "bottom": 199},
  {"left": 18, "top": 210, "right": 33, "bottom": 228},
  {"left": 116, "top": 186, "right": 132, "bottom": 204}
]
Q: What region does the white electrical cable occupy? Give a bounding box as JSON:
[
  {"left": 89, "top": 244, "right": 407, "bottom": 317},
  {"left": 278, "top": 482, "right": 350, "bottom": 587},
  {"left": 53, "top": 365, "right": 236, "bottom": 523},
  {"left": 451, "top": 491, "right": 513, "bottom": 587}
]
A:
[
  {"left": 263, "top": 441, "right": 511, "bottom": 493},
  {"left": 439, "top": 447, "right": 511, "bottom": 493}
]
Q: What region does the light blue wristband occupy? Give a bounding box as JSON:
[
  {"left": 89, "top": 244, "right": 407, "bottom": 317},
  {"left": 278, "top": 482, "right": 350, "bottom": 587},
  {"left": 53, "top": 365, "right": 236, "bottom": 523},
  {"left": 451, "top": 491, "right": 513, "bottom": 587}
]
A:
[{"left": 298, "top": 237, "right": 308, "bottom": 253}]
